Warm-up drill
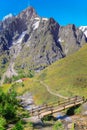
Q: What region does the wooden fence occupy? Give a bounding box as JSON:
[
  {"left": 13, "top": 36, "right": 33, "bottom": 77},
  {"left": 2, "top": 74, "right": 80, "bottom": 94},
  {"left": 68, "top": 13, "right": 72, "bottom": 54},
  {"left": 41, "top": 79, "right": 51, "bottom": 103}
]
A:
[{"left": 29, "top": 96, "right": 86, "bottom": 118}]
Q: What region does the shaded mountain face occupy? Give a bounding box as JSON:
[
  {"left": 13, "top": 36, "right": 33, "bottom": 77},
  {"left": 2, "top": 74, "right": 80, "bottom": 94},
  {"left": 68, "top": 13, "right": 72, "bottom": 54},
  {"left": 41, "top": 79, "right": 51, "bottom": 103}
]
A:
[
  {"left": 58, "top": 24, "right": 86, "bottom": 55},
  {"left": 0, "top": 7, "right": 87, "bottom": 74}
]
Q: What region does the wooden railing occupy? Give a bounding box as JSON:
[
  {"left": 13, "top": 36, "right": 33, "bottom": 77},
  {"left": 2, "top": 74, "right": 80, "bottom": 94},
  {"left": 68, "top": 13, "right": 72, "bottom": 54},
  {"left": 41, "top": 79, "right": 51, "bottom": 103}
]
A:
[{"left": 29, "top": 96, "right": 86, "bottom": 118}]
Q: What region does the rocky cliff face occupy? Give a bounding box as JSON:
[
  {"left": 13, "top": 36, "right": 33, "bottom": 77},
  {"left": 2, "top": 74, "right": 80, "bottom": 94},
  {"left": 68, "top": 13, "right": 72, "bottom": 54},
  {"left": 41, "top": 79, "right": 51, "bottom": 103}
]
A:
[
  {"left": 79, "top": 26, "right": 87, "bottom": 38},
  {"left": 58, "top": 24, "right": 86, "bottom": 55},
  {"left": 0, "top": 7, "right": 87, "bottom": 79}
]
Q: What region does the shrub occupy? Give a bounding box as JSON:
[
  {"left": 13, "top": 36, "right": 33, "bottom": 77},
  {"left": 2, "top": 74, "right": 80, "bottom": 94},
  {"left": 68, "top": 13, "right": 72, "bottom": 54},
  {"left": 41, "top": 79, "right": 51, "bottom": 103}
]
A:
[
  {"left": 12, "top": 121, "right": 24, "bottom": 130},
  {"left": 0, "top": 117, "right": 6, "bottom": 130},
  {"left": 3, "top": 103, "right": 16, "bottom": 120},
  {"left": 28, "top": 70, "right": 34, "bottom": 78},
  {"left": 66, "top": 105, "right": 80, "bottom": 116},
  {"left": 0, "top": 125, "right": 5, "bottom": 130},
  {"left": 70, "top": 123, "right": 75, "bottom": 130},
  {"left": 0, "top": 88, "right": 29, "bottom": 129},
  {"left": 4, "top": 76, "right": 12, "bottom": 84},
  {"left": 53, "top": 121, "right": 64, "bottom": 130},
  {"left": 0, "top": 89, "right": 18, "bottom": 122},
  {"left": 42, "top": 114, "right": 54, "bottom": 121}
]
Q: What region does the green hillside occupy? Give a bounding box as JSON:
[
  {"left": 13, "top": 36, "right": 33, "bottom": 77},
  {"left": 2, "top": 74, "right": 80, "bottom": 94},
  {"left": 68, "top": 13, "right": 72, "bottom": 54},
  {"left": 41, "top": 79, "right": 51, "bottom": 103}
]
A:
[
  {"left": 36, "top": 44, "right": 87, "bottom": 98},
  {"left": 2, "top": 44, "right": 87, "bottom": 105},
  {"left": 15, "top": 44, "right": 87, "bottom": 104}
]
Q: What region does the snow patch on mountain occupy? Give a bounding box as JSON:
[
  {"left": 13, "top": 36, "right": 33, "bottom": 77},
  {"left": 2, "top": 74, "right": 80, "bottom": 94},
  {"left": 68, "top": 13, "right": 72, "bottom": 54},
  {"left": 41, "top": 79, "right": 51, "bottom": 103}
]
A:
[
  {"left": 42, "top": 18, "right": 48, "bottom": 21},
  {"left": 32, "top": 21, "right": 40, "bottom": 30},
  {"left": 34, "top": 17, "right": 40, "bottom": 20},
  {"left": 58, "top": 37, "right": 64, "bottom": 42},
  {"left": 13, "top": 31, "right": 27, "bottom": 45},
  {"left": 79, "top": 26, "right": 87, "bottom": 37},
  {"left": 3, "top": 13, "right": 13, "bottom": 20}
]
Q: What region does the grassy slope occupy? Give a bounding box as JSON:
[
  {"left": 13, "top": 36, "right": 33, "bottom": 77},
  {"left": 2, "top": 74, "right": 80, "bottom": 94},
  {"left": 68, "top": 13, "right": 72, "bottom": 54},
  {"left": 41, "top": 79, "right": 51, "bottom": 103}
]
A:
[
  {"left": 15, "top": 78, "right": 59, "bottom": 104},
  {"left": 37, "top": 44, "right": 87, "bottom": 98},
  {"left": 2, "top": 78, "right": 59, "bottom": 105},
  {"left": 1, "top": 84, "right": 12, "bottom": 93},
  {"left": 13, "top": 44, "right": 87, "bottom": 104},
  {"left": 2, "top": 44, "right": 87, "bottom": 105}
]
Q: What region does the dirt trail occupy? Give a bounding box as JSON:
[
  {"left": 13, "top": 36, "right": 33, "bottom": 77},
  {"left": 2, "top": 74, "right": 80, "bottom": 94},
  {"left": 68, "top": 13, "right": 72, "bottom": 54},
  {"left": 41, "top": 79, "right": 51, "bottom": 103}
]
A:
[
  {"left": 40, "top": 81, "right": 68, "bottom": 99},
  {"left": 34, "top": 79, "right": 68, "bottom": 99}
]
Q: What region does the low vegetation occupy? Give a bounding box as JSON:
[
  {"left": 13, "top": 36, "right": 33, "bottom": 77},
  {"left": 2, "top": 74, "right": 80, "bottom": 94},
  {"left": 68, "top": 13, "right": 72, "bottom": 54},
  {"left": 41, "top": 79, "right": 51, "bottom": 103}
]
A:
[
  {"left": 36, "top": 44, "right": 87, "bottom": 98},
  {"left": 66, "top": 105, "right": 81, "bottom": 115},
  {"left": 0, "top": 52, "right": 9, "bottom": 80},
  {"left": 14, "top": 79, "right": 59, "bottom": 105},
  {"left": 1, "top": 44, "right": 87, "bottom": 106},
  {"left": 0, "top": 44, "right": 87, "bottom": 130},
  {"left": 4, "top": 70, "right": 34, "bottom": 84},
  {"left": 53, "top": 121, "right": 64, "bottom": 130},
  {"left": 13, "top": 44, "right": 87, "bottom": 104},
  {"left": 0, "top": 88, "right": 29, "bottom": 130}
]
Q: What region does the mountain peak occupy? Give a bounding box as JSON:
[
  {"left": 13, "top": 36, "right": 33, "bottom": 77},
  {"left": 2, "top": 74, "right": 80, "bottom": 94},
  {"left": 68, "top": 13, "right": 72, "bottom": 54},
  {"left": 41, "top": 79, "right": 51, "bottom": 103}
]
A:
[
  {"left": 18, "top": 6, "right": 37, "bottom": 20},
  {"left": 66, "top": 24, "right": 76, "bottom": 30},
  {"left": 0, "top": 6, "right": 87, "bottom": 79},
  {"left": 23, "top": 6, "right": 36, "bottom": 15}
]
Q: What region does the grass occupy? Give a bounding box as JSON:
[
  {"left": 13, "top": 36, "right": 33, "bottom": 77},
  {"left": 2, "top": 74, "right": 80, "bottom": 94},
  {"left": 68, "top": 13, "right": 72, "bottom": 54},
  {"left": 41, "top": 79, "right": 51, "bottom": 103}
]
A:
[
  {"left": 53, "top": 121, "right": 64, "bottom": 130},
  {"left": 1, "top": 44, "right": 87, "bottom": 130},
  {"left": 1, "top": 44, "right": 87, "bottom": 105},
  {"left": 36, "top": 44, "right": 87, "bottom": 98},
  {"left": 1, "top": 83, "right": 12, "bottom": 93},
  {"left": 14, "top": 78, "right": 59, "bottom": 105},
  {"left": 1, "top": 78, "right": 62, "bottom": 105}
]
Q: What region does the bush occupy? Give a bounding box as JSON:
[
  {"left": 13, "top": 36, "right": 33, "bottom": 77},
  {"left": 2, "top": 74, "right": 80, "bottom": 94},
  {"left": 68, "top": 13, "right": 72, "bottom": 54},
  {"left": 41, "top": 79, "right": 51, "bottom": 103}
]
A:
[
  {"left": 3, "top": 103, "right": 16, "bottom": 120},
  {"left": 42, "top": 114, "right": 54, "bottom": 121},
  {"left": 0, "top": 89, "right": 28, "bottom": 129},
  {"left": 0, "top": 125, "right": 5, "bottom": 130},
  {"left": 70, "top": 123, "right": 75, "bottom": 130},
  {"left": 53, "top": 121, "right": 64, "bottom": 130},
  {"left": 4, "top": 76, "right": 12, "bottom": 84},
  {"left": 0, "top": 89, "right": 6, "bottom": 103},
  {"left": 0, "top": 117, "right": 6, "bottom": 130},
  {"left": 28, "top": 70, "right": 34, "bottom": 78},
  {"left": 74, "top": 106, "right": 81, "bottom": 114},
  {"left": 0, "top": 89, "right": 18, "bottom": 122},
  {"left": 12, "top": 121, "right": 24, "bottom": 130},
  {"left": 66, "top": 105, "right": 80, "bottom": 116}
]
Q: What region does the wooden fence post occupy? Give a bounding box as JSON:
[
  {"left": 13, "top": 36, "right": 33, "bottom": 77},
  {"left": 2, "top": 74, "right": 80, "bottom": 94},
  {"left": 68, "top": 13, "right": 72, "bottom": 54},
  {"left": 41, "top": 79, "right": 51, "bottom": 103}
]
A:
[
  {"left": 46, "top": 104, "right": 48, "bottom": 109},
  {"left": 68, "top": 98, "right": 70, "bottom": 103},
  {"left": 31, "top": 108, "right": 33, "bottom": 116},
  {"left": 58, "top": 101, "right": 60, "bottom": 105},
  {"left": 37, "top": 109, "right": 40, "bottom": 118},
  {"left": 82, "top": 96, "right": 85, "bottom": 102},
  {"left": 51, "top": 106, "right": 53, "bottom": 114},
  {"left": 75, "top": 96, "right": 78, "bottom": 101},
  {"left": 63, "top": 102, "right": 65, "bottom": 110}
]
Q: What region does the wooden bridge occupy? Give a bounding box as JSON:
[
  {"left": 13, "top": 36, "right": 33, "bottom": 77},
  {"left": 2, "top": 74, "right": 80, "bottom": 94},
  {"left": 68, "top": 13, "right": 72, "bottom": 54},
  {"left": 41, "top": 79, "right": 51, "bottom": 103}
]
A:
[{"left": 29, "top": 96, "right": 86, "bottom": 118}]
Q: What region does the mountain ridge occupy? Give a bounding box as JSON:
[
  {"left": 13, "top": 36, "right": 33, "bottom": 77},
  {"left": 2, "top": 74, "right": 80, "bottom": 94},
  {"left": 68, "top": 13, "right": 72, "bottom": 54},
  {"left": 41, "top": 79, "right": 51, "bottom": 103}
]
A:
[{"left": 0, "top": 6, "right": 87, "bottom": 83}]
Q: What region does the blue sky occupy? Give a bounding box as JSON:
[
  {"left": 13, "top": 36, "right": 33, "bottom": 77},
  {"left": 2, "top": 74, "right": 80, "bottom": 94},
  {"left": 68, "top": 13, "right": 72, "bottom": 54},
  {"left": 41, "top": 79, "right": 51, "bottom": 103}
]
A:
[{"left": 0, "top": 0, "right": 87, "bottom": 26}]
